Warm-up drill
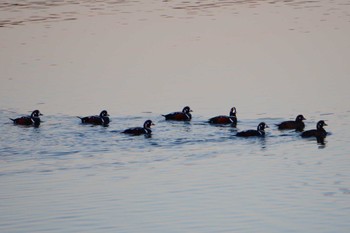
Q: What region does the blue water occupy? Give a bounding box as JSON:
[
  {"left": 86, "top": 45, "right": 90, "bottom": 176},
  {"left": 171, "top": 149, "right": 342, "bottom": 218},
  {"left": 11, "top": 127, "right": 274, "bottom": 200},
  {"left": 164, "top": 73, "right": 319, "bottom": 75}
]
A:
[
  {"left": 1, "top": 0, "right": 350, "bottom": 232},
  {"left": 1, "top": 109, "right": 350, "bottom": 233}
]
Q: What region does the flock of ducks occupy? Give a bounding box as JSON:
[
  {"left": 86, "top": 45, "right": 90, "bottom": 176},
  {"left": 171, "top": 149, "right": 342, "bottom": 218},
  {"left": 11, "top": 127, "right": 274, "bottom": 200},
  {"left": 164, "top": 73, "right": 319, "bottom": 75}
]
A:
[{"left": 9, "top": 106, "right": 328, "bottom": 144}]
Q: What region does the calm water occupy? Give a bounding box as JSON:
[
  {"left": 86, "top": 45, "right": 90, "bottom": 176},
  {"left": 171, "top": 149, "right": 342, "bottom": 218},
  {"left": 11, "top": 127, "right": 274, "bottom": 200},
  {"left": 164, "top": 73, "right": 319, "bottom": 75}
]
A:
[{"left": 1, "top": 1, "right": 350, "bottom": 232}]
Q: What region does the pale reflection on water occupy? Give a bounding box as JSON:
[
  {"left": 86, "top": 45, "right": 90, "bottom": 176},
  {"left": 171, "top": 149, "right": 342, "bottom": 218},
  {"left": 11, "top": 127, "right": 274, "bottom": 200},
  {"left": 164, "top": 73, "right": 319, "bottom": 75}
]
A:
[
  {"left": 1, "top": 0, "right": 349, "bottom": 116},
  {"left": 1, "top": 0, "right": 350, "bottom": 232}
]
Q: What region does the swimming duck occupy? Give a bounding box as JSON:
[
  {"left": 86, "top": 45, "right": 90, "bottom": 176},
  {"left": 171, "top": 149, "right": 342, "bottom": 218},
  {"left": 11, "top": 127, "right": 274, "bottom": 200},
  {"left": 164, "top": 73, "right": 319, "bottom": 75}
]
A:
[
  {"left": 301, "top": 120, "right": 327, "bottom": 142},
  {"left": 236, "top": 122, "right": 268, "bottom": 137},
  {"left": 10, "top": 110, "right": 42, "bottom": 126},
  {"left": 277, "top": 114, "right": 306, "bottom": 131},
  {"left": 209, "top": 107, "right": 237, "bottom": 126},
  {"left": 77, "top": 110, "right": 110, "bottom": 126},
  {"left": 123, "top": 120, "right": 154, "bottom": 135},
  {"left": 162, "top": 106, "right": 192, "bottom": 121}
]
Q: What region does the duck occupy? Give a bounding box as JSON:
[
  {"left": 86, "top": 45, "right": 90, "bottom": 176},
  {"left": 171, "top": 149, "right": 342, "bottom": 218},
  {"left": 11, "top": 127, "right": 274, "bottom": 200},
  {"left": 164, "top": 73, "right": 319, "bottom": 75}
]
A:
[
  {"left": 77, "top": 110, "right": 110, "bottom": 126},
  {"left": 277, "top": 114, "right": 306, "bottom": 131},
  {"left": 301, "top": 120, "right": 327, "bottom": 143},
  {"left": 236, "top": 122, "right": 268, "bottom": 137},
  {"left": 209, "top": 107, "right": 237, "bottom": 126},
  {"left": 10, "top": 110, "right": 42, "bottom": 126},
  {"left": 123, "top": 120, "right": 154, "bottom": 135},
  {"left": 162, "top": 106, "right": 192, "bottom": 121}
]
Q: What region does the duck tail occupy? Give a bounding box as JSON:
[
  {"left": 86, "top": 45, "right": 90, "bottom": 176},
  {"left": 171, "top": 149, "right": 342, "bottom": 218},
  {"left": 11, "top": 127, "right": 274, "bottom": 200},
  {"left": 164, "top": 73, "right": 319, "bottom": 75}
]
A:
[{"left": 9, "top": 118, "right": 15, "bottom": 122}]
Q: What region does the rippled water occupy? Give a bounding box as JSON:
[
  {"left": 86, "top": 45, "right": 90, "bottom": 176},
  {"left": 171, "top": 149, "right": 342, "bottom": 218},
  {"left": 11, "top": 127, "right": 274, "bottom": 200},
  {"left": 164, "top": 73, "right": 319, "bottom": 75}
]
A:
[
  {"left": 1, "top": 110, "right": 350, "bottom": 232},
  {"left": 1, "top": 1, "right": 350, "bottom": 232}
]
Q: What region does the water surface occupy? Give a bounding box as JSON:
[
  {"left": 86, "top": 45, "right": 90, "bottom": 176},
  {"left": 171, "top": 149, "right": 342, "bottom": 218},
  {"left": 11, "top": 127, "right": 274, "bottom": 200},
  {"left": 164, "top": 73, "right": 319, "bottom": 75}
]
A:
[{"left": 1, "top": 1, "right": 350, "bottom": 232}]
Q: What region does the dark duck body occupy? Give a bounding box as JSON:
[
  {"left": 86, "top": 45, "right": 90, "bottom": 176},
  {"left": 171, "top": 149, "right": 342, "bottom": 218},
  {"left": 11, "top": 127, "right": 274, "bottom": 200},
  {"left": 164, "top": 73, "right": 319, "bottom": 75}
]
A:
[
  {"left": 209, "top": 107, "right": 237, "bottom": 126},
  {"left": 123, "top": 120, "right": 154, "bottom": 135},
  {"left": 10, "top": 110, "right": 42, "bottom": 126},
  {"left": 236, "top": 122, "right": 268, "bottom": 137},
  {"left": 78, "top": 110, "right": 110, "bottom": 126},
  {"left": 301, "top": 120, "right": 327, "bottom": 141},
  {"left": 277, "top": 114, "right": 306, "bottom": 131},
  {"left": 162, "top": 106, "right": 192, "bottom": 121}
]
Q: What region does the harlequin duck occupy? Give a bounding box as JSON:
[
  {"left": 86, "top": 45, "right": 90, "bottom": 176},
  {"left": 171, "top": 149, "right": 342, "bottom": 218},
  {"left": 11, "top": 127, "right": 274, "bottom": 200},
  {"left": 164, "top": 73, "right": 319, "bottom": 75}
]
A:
[
  {"left": 209, "top": 107, "right": 237, "bottom": 126},
  {"left": 236, "top": 122, "right": 268, "bottom": 137},
  {"left": 162, "top": 106, "right": 192, "bottom": 121},
  {"left": 123, "top": 120, "right": 154, "bottom": 135},
  {"left": 277, "top": 114, "right": 306, "bottom": 131},
  {"left": 301, "top": 120, "right": 327, "bottom": 142},
  {"left": 77, "top": 110, "right": 110, "bottom": 126},
  {"left": 10, "top": 110, "right": 42, "bottom": 127}
]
